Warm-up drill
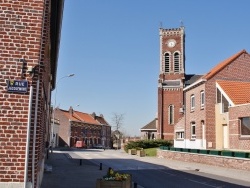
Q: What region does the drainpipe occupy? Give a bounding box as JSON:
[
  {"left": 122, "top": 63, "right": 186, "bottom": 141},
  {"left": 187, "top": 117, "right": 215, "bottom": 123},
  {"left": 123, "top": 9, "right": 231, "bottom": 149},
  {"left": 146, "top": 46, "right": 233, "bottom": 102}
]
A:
[
  {"left": 32, "top": 78, "right": 40, "bottom": 187},
  {"left": 24, "top": 86, "right": 33, "bottom": 188}
]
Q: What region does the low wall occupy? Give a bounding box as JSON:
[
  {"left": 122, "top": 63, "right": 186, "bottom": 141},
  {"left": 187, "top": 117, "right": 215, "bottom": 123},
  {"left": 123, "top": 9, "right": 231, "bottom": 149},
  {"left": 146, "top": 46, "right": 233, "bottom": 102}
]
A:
[{"left": 157, "top": 149, "right": 250, "bottom": 171}]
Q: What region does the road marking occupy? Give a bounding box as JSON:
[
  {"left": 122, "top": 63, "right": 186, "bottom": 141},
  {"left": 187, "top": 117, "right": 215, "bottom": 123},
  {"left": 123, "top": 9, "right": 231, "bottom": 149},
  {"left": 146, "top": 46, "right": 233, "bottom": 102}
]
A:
[{"left": 188, "top": 179, "right": 219, "bottom": 188}]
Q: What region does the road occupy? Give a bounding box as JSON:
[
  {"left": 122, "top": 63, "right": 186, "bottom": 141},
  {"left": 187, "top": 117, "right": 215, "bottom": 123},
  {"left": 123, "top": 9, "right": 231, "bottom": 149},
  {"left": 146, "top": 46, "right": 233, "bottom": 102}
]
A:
[{"left": 66, "top": 149, "right": 250, "bottom": 188}]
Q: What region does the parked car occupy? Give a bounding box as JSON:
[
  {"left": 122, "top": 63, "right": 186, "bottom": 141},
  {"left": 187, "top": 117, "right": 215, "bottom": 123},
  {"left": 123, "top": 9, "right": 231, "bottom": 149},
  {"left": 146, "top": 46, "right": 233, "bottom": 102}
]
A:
[{"left": 93, "top": 144, "right": 103, "bottom": 149}]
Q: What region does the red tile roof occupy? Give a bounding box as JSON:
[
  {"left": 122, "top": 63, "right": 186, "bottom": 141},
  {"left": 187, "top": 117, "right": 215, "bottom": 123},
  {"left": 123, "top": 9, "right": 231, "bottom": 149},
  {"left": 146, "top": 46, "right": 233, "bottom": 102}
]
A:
[
  {"left": 203, "top": 50, "right": 247, "bottom": 80},
  {"left": 61, "top": 109, "right": 101, "bottom": 125},
  {"left": 217, "top": 80, "right": 250, "bottom": 105}
]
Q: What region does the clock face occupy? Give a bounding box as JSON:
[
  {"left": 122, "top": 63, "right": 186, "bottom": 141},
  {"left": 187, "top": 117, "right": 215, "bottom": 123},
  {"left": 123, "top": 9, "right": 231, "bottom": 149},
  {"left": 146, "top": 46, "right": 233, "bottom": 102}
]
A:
[{"left": 167, "top": 39, "right": 176, "bottom": 48}]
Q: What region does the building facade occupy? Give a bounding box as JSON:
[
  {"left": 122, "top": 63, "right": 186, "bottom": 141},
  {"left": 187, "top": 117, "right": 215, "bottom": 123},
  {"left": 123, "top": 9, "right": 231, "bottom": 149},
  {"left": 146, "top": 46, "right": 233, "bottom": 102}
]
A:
[
  {"left": 157, "top": 27, "right": 186, "bottom": 140},
  {"left": 158, "top": 27, "right": 250, "bottom": 151},
  {"left": 54, "top": 107, "right": 111, "bottom": 148},
  {"left": 173, "top": 50, "right": 250, "bottom": 150},
  {"left": 0, "top": 1, "right": 64, "bottom": 187}
]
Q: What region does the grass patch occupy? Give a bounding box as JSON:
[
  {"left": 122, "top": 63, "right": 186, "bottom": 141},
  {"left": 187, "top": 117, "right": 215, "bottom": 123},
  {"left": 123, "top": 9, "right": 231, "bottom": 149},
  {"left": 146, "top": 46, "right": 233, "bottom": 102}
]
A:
[{"left": 144, "top": 148, "right": 157, "bottom": 157}]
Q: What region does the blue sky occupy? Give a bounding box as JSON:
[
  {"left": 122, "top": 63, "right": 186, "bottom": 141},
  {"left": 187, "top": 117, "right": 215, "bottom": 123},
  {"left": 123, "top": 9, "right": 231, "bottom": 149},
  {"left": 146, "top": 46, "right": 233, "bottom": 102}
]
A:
[{"left": 54, "top": 0, "right": 250, "bottom": 136}]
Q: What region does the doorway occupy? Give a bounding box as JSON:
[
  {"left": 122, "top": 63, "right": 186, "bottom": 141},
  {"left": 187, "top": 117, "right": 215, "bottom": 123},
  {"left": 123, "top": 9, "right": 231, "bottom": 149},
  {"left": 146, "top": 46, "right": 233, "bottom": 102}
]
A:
[{"left": 223, "top": 124, "right": 229, "bottom": 149}]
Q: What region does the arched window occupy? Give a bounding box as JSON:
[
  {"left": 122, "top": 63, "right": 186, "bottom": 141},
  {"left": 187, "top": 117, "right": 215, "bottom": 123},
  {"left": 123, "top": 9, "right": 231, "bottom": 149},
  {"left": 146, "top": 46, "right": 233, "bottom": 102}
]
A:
[
  {"left": 169, "top": 105, "right": 174, "bottom": 124},
  {"left": 174, "top": 52, "right": 180, "bottom": 73},
  {"left": 164, "top": 53, "right": 170, "bottom": 73}
]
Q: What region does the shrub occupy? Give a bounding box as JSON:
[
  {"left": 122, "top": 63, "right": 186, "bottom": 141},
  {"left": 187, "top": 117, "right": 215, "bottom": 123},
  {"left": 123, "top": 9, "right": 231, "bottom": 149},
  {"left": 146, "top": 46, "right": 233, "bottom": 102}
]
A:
[{"left": 124, "top": 139, "right": 173, "bottom": 153}]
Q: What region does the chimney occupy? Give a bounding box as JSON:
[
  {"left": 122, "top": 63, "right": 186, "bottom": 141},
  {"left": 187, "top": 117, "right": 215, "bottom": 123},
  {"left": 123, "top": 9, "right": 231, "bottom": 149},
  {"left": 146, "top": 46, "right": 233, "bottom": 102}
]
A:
[
  {"left": 69, "top": 106, "right": 73, "bottom": 116},
  {"left": 91, "top": 112, "right": 96, "bottom": 119}
]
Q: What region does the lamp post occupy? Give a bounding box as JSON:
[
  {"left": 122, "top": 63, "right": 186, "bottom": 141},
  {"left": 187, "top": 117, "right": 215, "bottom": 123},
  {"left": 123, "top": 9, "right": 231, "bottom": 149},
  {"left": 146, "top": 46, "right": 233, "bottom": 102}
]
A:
[{"left": 51, "top": 74, "right": 74, "bottom": 151}]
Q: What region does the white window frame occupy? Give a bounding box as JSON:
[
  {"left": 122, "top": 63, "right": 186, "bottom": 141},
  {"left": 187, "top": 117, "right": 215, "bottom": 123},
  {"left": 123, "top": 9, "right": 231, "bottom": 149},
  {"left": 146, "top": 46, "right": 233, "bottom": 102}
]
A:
[
  {"left": 191, "top": 95, "right": 195, "bottom": 111},
  {"left": 168, "top": 105, "right": 174, "bottom": 125},
  {"left": 240, "top": 117, "right": 250, "bottom": 137},
  {"left": 176, "top": 131, "right": 184, "bottom": 140},
  {"left": 200, "top": 91, "right": 205, "bottom": 109}
]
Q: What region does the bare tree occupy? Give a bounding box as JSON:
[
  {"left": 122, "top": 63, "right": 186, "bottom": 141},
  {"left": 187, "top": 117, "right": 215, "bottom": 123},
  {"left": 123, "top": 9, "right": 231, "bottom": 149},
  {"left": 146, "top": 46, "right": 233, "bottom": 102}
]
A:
[
  {"left": 111, "top": 112, "right": 124, "bottom": 131},
  {"left": 111, "top": 113, "right": 125, "bottom": 149}
]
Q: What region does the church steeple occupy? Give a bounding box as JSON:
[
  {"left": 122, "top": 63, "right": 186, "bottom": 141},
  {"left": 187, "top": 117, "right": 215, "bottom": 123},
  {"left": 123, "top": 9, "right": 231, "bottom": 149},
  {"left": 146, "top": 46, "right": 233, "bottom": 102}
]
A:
[{"left": 157, "top": 26, "right": 185, "bottom": 140}]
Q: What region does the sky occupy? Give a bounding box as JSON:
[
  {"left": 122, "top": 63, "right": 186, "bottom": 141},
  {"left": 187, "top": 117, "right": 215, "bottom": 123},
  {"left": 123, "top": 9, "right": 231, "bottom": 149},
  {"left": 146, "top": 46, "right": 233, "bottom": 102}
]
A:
[{"left": 54, "top": 0, "right": 250, "bottom": 136}]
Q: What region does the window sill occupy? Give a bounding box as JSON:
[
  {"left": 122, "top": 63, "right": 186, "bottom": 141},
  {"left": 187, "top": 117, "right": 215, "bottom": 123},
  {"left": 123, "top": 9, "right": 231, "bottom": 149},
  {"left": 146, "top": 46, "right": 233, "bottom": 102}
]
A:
[
  {"left": 175, "top": 138, "right": 184, "bottom": 141},
  {"left": 239, "top": 136, "right": 250, "bottom": 140}
]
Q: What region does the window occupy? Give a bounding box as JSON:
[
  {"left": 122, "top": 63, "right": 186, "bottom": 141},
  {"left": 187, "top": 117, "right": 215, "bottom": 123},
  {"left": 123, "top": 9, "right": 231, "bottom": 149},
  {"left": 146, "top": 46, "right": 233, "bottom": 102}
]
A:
[
  {"left": 176, "top": 131, "right": 184, "bottom": 139},
  {"left": 216, "top": 88, "right": 221, "bottom": 103},
  {"left": 191, "top": 122, "right": 196, "bottom": 139},
  {"left": 174, "top": 52, "right": 180, "bottom": 72},
  {"left": 169, "top": 105, "right": 174, "bottom": 124},
  {"left": 222, "top": 95, "right": 229, "bottom": 113},
  {"left": 200, "top": 91, "right": 205, "bottom": 109},
  {"left": 191, "top": 95, "right": 195, "bottom": 111},
  {"left": 164, "top": 53, "right": 170, "bottom": 73},
  {"left": 240, "top": 117, "right": 250, "bottom": 136}
]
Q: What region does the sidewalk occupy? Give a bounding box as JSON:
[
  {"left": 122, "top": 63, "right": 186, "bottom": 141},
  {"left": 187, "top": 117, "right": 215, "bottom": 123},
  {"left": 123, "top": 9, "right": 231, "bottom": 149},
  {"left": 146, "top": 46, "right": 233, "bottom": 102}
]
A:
[{"left": 41, "top": 150, "right": 109, "bottom": 188}]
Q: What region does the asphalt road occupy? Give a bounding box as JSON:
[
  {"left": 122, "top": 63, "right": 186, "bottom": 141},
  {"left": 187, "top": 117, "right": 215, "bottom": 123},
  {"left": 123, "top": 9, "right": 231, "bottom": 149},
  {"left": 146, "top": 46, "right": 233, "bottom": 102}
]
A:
[{"left": 66, "top": 149, "right": 250, "bottom": 188}]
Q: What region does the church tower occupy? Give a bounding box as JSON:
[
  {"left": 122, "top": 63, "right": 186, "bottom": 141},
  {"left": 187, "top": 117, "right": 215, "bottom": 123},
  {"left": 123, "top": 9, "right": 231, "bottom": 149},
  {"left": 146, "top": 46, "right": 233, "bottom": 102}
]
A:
[{"left": 157, "top": 26, "right": 185, "bottom": 140}]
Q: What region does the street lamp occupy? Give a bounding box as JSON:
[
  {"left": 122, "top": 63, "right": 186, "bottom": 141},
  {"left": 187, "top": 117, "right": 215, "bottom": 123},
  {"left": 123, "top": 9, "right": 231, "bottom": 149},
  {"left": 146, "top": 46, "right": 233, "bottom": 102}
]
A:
[{"left": 51, "top": 74, "right": 74, "bottom": 150}]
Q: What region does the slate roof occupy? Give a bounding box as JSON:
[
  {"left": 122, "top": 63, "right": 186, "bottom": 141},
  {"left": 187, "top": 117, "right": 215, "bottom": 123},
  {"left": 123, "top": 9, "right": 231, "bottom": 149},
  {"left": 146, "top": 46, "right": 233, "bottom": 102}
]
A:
[
  {"left": 141, "top": 118, "right": 157, "bottom": 130},
  {"left": 185, "top": 74, "right": 203, "bottom": 86},
  {"left": 217, "top": 80, "right": 250, "bottom": 105}
]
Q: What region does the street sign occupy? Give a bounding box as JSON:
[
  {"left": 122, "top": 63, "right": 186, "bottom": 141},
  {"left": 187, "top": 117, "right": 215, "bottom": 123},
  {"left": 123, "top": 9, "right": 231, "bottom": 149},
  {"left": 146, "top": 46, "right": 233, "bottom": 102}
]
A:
[{"left": 7, "top": 80, "right": 28, "bottom": 93}]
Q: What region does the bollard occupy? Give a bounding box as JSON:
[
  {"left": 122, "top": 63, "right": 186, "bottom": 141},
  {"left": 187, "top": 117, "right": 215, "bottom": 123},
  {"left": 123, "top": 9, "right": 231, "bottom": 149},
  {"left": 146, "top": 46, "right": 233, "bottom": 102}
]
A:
[
  {"left": 134, "top": 182, "right": 137, "bottom": 188},
  {"left": 99, "top": 163, "right": 102, "bottom": 170},
  {"left": 79, "top": 159, "right": 82, "bottom": 166}
]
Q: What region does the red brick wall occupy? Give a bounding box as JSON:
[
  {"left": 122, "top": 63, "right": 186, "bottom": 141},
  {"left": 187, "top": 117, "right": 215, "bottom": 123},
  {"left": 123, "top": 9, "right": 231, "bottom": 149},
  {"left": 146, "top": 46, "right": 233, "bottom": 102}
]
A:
[
  {"left": 205, "top": 53, "right": 250, "bottom": 149},
  {"left": 158, "top": 150, "right": 250, "bottom": 171},
  {"left": 185, "top": 84, "right": 206, "bottom": 142},
  {"left": 161, "top": 88, "right": 184, "bottom": 140},
  {"left": 229, "top": 104, "right": 250, "bottom": 150},
  {"left": 0, "top": 0, "right": 53, "bottom": 187},
  {"left": 157, "top": 28, "right": 185, "bottom": 140},
  {"left": 54, "top": 109, "right": 70, "bottom": 147}
]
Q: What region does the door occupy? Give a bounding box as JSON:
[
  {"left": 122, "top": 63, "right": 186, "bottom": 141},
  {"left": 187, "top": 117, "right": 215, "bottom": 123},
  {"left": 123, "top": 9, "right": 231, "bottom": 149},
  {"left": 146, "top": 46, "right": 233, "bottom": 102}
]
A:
[
  {"left": 223, "top": 124, "right": 229, "bottom": 149},
  {"left": 202, "top": 122, "right": 206, "bottom": 148}
]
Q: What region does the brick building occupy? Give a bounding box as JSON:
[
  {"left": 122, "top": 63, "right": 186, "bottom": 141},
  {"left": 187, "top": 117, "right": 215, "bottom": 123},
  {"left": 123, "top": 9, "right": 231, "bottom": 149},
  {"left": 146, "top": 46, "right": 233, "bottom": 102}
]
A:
[
  {"left": 54, "top": 107, "right": 111, "bottom": 148},
  {"left": 0, "top": 0, "right": 64, "bottom": 187},
  {"left": 158, "top": 26, "right": 250, "bottom": 151},
  {"left": 217, "top": 80, "right": 250, "bottom": 150},
  {"left": 173, "top": 50, "right": 250, "bottom": 150}
]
